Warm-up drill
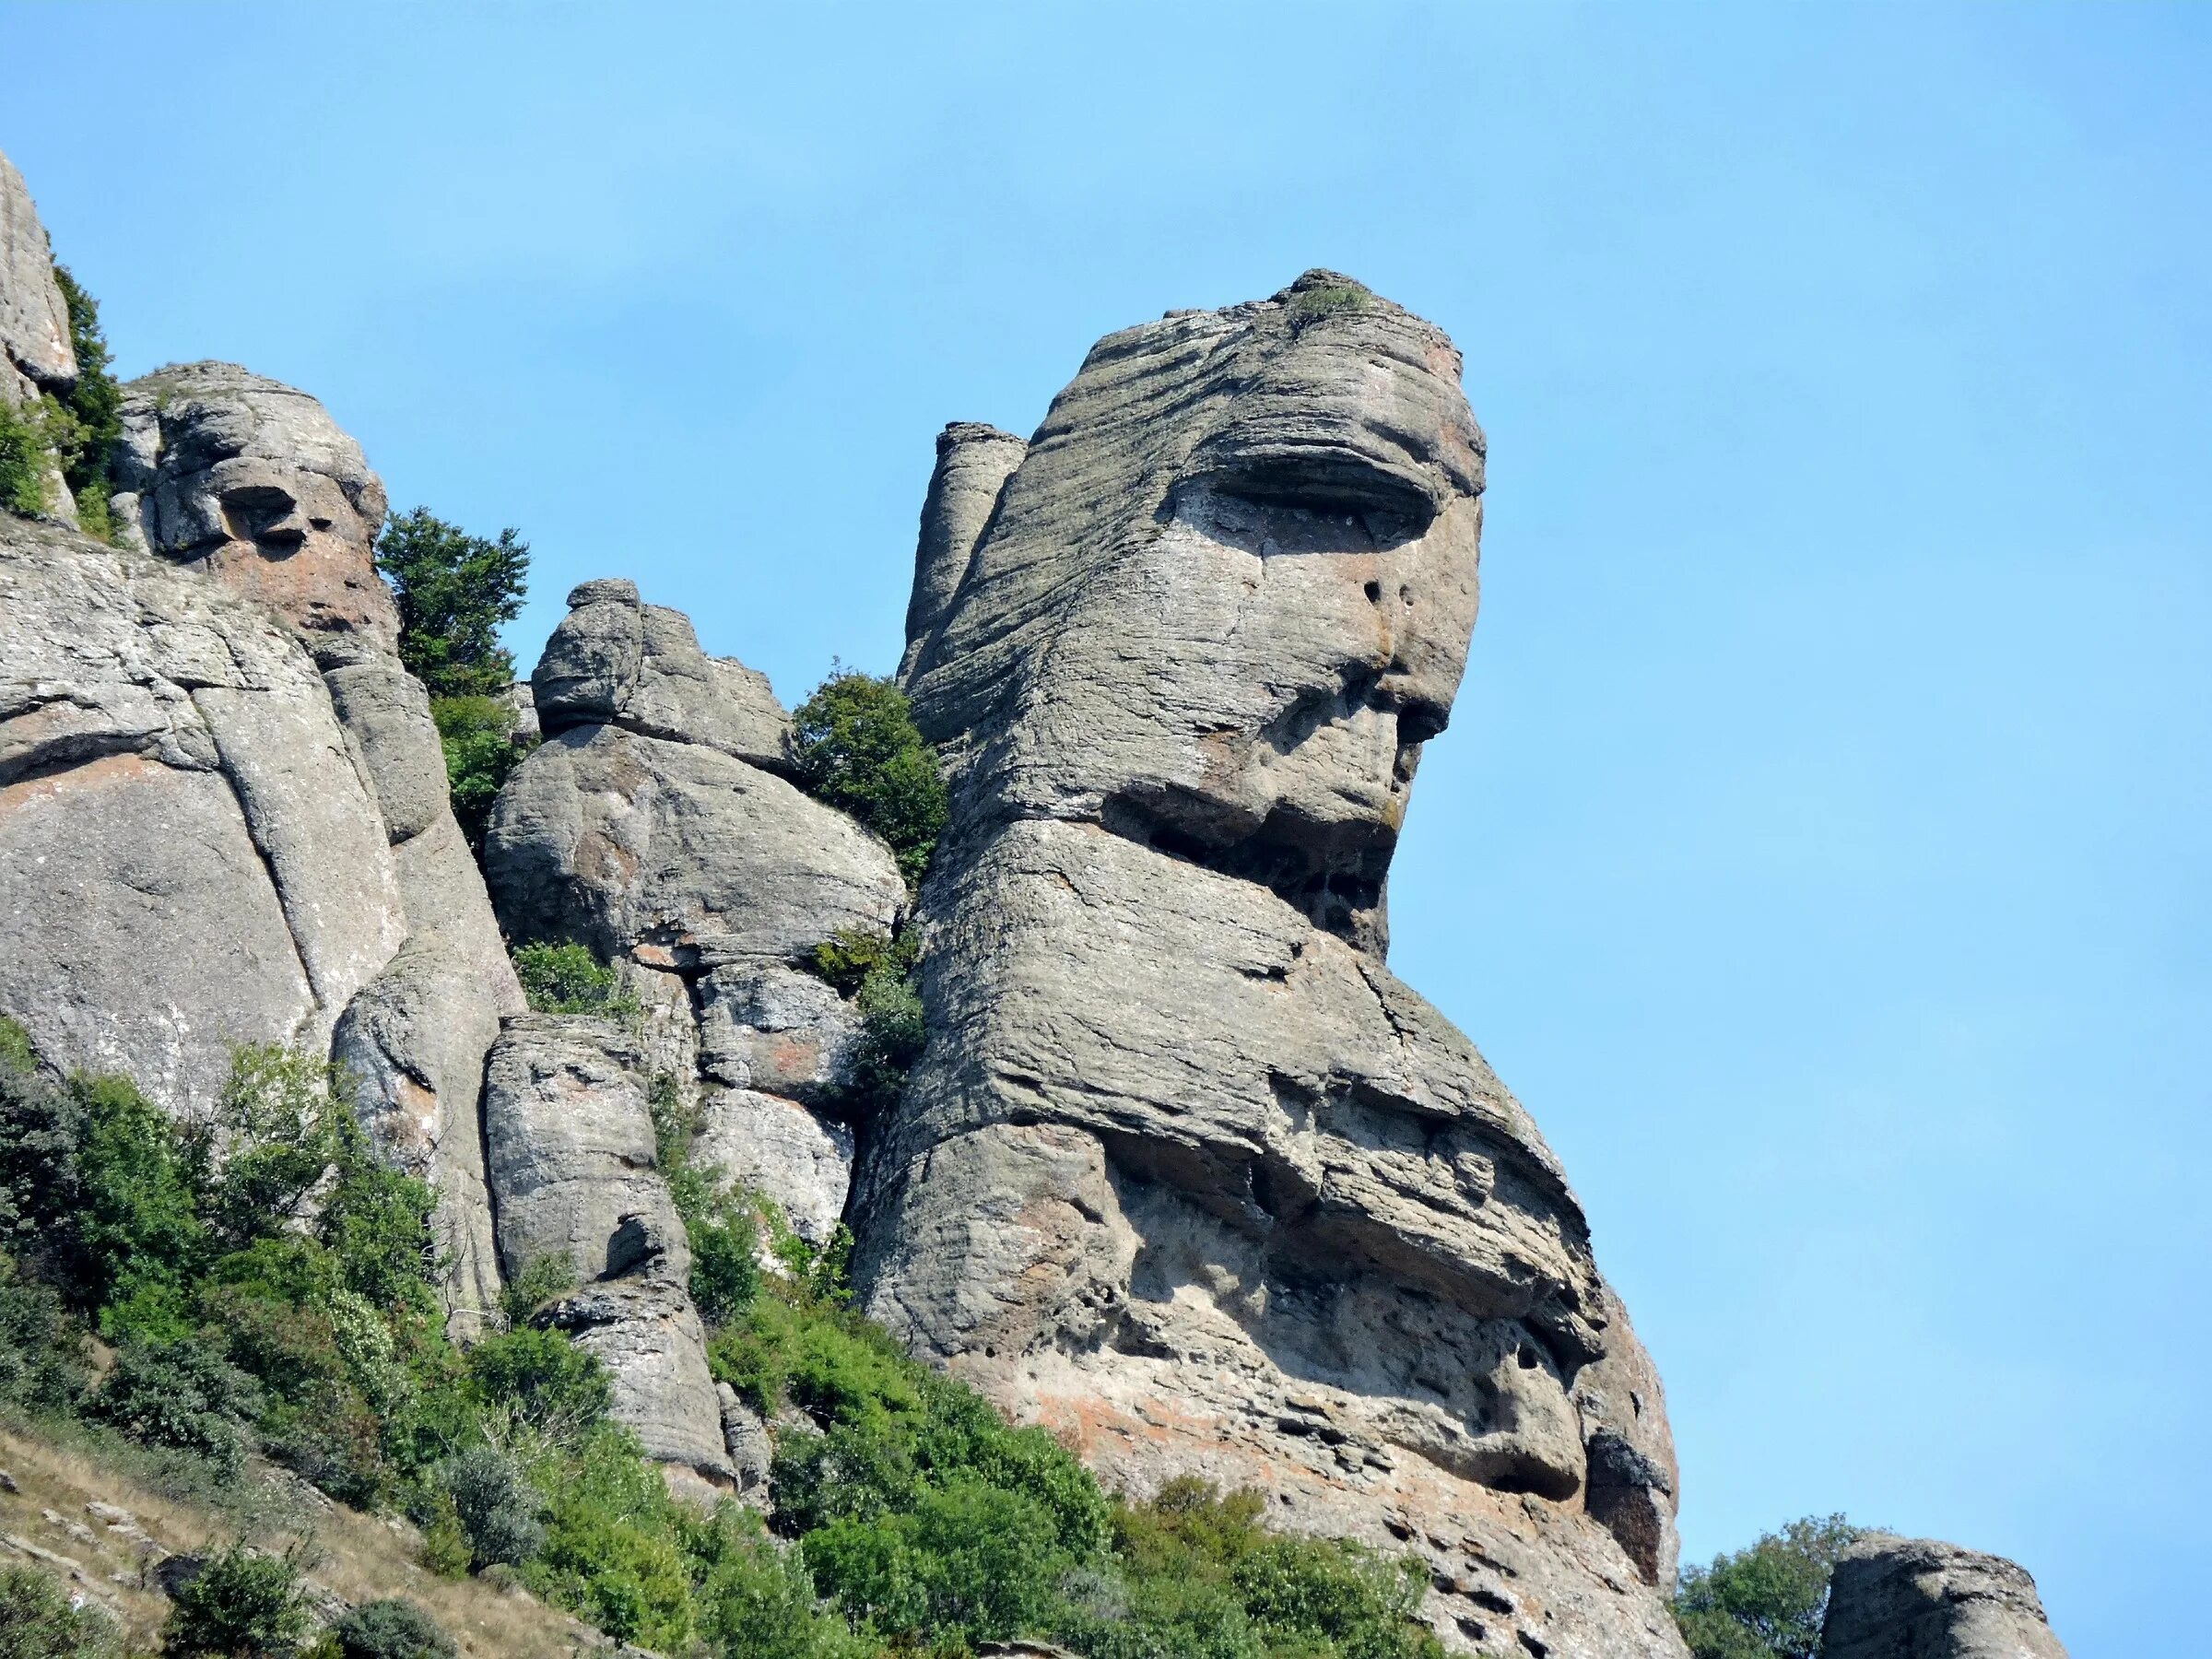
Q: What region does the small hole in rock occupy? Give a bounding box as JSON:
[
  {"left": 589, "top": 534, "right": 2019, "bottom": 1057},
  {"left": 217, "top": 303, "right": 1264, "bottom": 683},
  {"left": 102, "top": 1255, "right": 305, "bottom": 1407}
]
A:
[{"left": 1363, "top": 580, "right": 1382, "bottom": 603}]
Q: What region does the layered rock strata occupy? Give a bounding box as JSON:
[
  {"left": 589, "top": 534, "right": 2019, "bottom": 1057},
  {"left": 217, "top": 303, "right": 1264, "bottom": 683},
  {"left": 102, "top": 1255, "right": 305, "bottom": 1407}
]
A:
[
  {"left": 486, "top": 578, "right": 905, "bottom": 1248},
  {"left": 1822, "top": 1537, "right": 2070, "bottom": 1659},
  {"left": 858, "top": 272, "right": 1685, "bottom": 1657},
  {"left": 109, "top": 360, "right": 522, "bottom": 1324}
]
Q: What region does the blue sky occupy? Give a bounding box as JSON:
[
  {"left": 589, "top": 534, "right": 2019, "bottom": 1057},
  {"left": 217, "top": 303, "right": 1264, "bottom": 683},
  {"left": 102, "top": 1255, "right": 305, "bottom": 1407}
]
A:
[{"left": 6, "top": 5, "right": 2206, "bottom": 1652}]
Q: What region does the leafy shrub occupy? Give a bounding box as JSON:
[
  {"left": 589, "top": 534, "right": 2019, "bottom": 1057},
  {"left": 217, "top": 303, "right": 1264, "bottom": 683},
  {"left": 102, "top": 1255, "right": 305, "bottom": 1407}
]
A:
[
  {"left": 790, "top": 669, "right": 948, "bottom": 888},
  {"left": 0, "top": 1561, "right": 124, "bottom": 1658},
  {"left": 0, "top": 1014, "right": 34, "bottom": 1075},
  {"left": 375, "top": 509, "right": 530, "bottom": 700},
  {"left": 0, "top": 395, "right": 49, "bottom": 517},
  {"left": 1671, "top": 1514, "right": 1866, "bottom": 1659},
  {"left": 525, "top": 1424, "right": 696, "bottom": 1649},
  {"left": 801, "top": 926, "right": 926, "bottom": 1115},
  {"left": 429, "top": 695, "right": 534, "bottom": 856},
  {"left": 441, "top": 1444, "right": 545, "bottom": 1571},
  {"left": 498, "top": 1253, "right": 578, "bottom": 1328},
  {"left": 465, "top": 1326, "right": 611, "bottom": 1441},
  {"left": 1288, "top": 276, "right": 1373, "bottom": 326},
  {"left": 0, "top": 1253, "right": 86, "bottom": 1414},
  {"left": 806, "top": 926, "right": 912, "bottom": 997},
  {"left": 689, "top": 1510, "right": 874, "bottom": 1659},
  {"left": 646, "top": 1075, "right": 764, "bottom": 1328},
  {"left": 76, "top": 1072, "right": 206, "bottom": 1331},
  {"left": 164, "top": 1543, "right": 313, "bottom": 1657},
  {"left": 512, "top": 941, "right": 640, "bottom": 1018},
  {"left": 1078, "top": 1478, "right": 1442, "bottom": 1659},
  {"left": 805, "top": 1474, "right": 1073, "bottom": 1647},
  {"left": 87, "top": 1335, "right": 262, "bottom": 1477},
  {"left": 326, "top": 1599, "right": 455, "bottom": 1659}
]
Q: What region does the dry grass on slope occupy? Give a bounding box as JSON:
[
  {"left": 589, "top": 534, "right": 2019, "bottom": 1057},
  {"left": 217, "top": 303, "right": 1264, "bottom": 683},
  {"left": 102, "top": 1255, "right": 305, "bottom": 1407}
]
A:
[{"left": 0, "top": 1421, "right": 612, "bottom": 1656}]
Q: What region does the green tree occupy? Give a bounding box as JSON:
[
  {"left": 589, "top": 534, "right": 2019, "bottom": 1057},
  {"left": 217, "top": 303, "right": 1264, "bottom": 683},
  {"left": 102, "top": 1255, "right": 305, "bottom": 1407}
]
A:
[
  {"left": 374, "top": 508, "right": 530, "bottom": 699},
  {"left": 428, "top": 694, "right": 533, "bottom": 855},
  {"left": 1672, "top": 1514, "right": 1866, "bottom": 1659},
  {"left": 49, "top": 264, "right": 124, "bottom": 540},
  {"left": 790, "top": 668, "right": 949, "bottom": 888}
]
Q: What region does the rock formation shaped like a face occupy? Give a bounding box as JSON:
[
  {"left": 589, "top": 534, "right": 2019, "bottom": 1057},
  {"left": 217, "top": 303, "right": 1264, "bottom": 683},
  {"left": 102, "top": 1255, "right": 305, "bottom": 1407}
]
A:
[
  {"left": 901, "top": 271, "right": 1485, "bottom": 953},
  {"left": 114, "top": 362, "right": 396, "bottom": 656},
  {"left": 862, "top": 275, "right": 1684, "bottom": 1658}
]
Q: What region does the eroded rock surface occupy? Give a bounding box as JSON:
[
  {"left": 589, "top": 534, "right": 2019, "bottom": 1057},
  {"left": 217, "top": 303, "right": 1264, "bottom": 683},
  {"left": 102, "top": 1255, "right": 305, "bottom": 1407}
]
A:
[
  {"left": 487, "top": 579, "right": 903, "bottom": 1243},
  {"left": 107, "top": 360, "right": 521, "bottom": 1323},
  {"left": 858, "top": 272, "right": 1684, "bottom": 1657},
  {"left": 1823, "top": 1536, "right": 2070, "bottom": 1659},
  {"left": 483, "top": 1015, "right": 731, "bottom": 1483},
  {"left": 1, "top": 147, "right": 79, "bottom": 524},
  {"left": 0, "top": 513, "right": 402, "bottom": 1108}
]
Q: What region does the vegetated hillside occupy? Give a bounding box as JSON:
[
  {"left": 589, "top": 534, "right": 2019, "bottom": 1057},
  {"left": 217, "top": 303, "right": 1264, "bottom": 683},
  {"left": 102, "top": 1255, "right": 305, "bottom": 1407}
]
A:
[{"left": 0, "top": 1015, "right": 1445, "bottom": 1659}]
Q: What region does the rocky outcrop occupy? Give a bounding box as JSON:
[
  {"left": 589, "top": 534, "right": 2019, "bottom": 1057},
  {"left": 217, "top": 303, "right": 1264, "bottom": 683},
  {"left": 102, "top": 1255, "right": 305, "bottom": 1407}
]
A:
[
  {"left": 486, "top": 579, "right": 905, "bottom": 1243},
  {"left": 898, "top": 422, "right": 1027, "bottom": 682},
  {"left": 0, "top": 513, "right": 401, "bottom": 1107},
  {"left": 1, "top": 147, "right": 79, "bottom": 525},
  {"left": 482, "top": 1016, "right": 731, "bottom": 1485},
  {"left": 1823, "top": 1536, "right": 2070, "bottom": 1659},
  {"left": 0, "top": 150, "right": 73, "bottom": 404},
  {"left": 112, "top": 362, "right": 398, "bottom": 651},
  {"left": 111, "top": 360, "right": 521, "bottom": 1325},
  {"left": 857, "top": 272, "right": 1684, "bottom": 1657}
]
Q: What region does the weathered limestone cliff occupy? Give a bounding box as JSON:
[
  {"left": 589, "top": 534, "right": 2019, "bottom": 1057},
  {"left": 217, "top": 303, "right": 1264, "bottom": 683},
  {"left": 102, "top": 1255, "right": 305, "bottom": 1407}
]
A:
[{"left": 853, "top": 271, "right": 1686, "bottom": 1657}]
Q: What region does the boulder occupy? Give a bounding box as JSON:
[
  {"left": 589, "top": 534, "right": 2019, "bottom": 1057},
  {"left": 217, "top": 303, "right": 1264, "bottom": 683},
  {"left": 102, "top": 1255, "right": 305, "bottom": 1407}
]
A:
[
  {"left": 1823, "top": 1536, "right": 2070, "bottom": 1659},
  {"left": 488, "top": 723, "right": 900, "bottom": 965},
  {"left": 533, "top": 577, "right": 790, "bottom": 769},
  {"left": 482, "top": 1015, "right": 731, "bottom": 1481},
  {"left": 0, "top": 147, "right": 74, "bottom": 404},
  {"left": 855, "top": 273, "right": 1683, "bottom": 1657},
  {"left": 0, "top": 147, "right": 78, "bottom": 525}
]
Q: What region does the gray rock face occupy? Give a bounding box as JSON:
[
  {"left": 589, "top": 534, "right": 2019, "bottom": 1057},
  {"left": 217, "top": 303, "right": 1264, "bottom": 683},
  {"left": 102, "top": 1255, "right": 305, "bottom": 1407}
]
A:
[
  {"left": 534, "top": 578, "right": 790, "bottom": 770},
  {"left": 898, "top": 423, "right": 1028, "bottom": 682},
  {"left": 482, "top": 1015, "right": 731, "bottom": 1481},
  {"left": 488, "top": 598, "right": 901, "bottom": 1244},
  {"left": 0, "top": 147, "right": 74, "bottom": 406},
  {"left": 856, "top": 273, "right": 1682, "bottom": 1657},
  {"left": 1824, "top": 1536, "right": 2069, "bottom": 1659},
  {"left": 0, "top": 146, "right": 79, "bottom": 527},
  {"left": 0, "top": 513, "right": 402, "bottom": 1110},
  {"left": 111, "top": 361, "right": 521, "bottom": 1326},
  {"left": 112, "top": 362, "right": 395, "bottom": 653}
]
